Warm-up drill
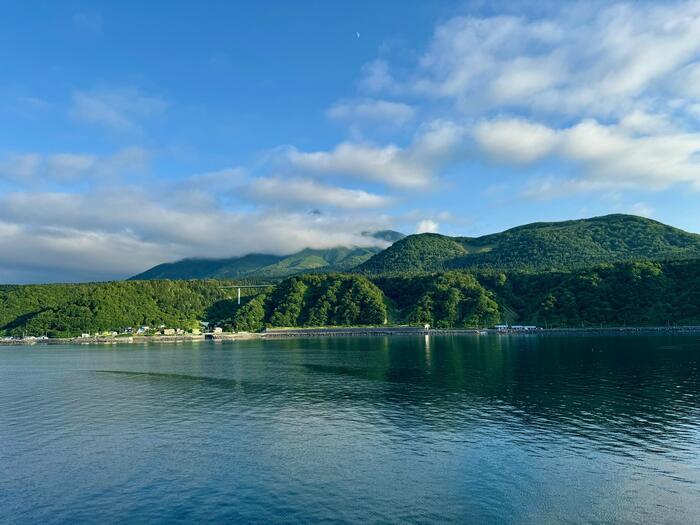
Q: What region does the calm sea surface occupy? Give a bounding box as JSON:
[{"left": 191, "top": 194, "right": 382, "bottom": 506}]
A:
[{"left": 1, "top": 335, "right": 700, "bottom": 524}]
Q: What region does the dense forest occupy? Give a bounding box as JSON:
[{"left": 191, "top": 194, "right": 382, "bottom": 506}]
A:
[
  {"left": 227, "top": 274, "right": 387, "bottom": 331},
  {"left": 0, "top": 280, "right": 236, "bottom": 337},
  {"left": 0, "top": 275, "right": 387, "bottom": 337},
  {"left": 376, "top": 272, "right": 501, "bottom": 328},
  {"left": 4, "top": 258, "right": 700, "bottom": 337},
  {"left": 359, "top": 215, "right": 700, "bottom": 274},
  {"left": 486, "top": 259, "right": 700, "bottom": 327}
]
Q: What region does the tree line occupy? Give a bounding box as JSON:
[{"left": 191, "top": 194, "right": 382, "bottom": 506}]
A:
[{"left": 2, "top": 258, "right": 700, "bottom": 337}]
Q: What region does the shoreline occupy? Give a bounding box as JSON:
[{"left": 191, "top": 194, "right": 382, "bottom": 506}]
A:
[{"left": 3, "top": 325, "right": 700, "bottom": 345}]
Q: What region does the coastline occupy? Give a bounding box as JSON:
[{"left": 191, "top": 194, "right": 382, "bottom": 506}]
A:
[{"left": 3, "top": 325, "right": 700, "bottom": 345}]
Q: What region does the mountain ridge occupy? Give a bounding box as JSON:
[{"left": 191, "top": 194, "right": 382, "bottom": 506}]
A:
[
  {"left": 130, "top": 215, "right": 700, "bottom": 280},
  {"left": 130, "top": 231, "right": 406, "bottom": 281},
  {"left": 358, "top": 214, "right": 700, "bottom": 274}
]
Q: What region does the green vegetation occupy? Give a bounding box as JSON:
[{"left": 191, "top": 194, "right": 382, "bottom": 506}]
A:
[
  {"left": 4, "top": 216, "right": 700, "bottom": 337},
  {"left": 359, "top": 215, "right": 700, "bottom": 274},
  {"left": 130, "top": 247, "right": 384, "bottom": 280},
  {"left": 0, "top": 274, "right": 387, "bottom": 337},
  {"left": 485, "top": 259, "right": 700, "bottom": 327},
  {"left": 229, "top": 274, "right": 386, "bottom": 331},
  {"left": 130, "top": 254, "right": 284, "bottom": 280},
  {"left": 0, "top": 280, "right": 232, "bottom": 338},
  {"left": 6, "top": 258, "right": 700, "bottom": 337},
  {"left": 130, "top": 231, "right": 405, "bottom": 281},
  {"left": 377, "top": 272, "right": 501, "bottom": 328}
]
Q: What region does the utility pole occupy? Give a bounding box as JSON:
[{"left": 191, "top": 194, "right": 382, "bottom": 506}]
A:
[{"left": 218, "top": 283, "right": 275, "bottom": 306}]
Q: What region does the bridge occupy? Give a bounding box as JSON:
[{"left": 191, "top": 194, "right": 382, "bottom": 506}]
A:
[{"left": 219, "top": 284, "right": 276, "bottom": 304}]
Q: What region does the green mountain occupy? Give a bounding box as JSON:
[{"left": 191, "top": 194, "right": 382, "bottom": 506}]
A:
[
  {"left": 6, "top": 258, "right": 700, "bottom": 337},
  {"left": 358, "top": 215, "right": 700, "bottom": 274},
  {"left": 363, "top": 230, "right": 406, "bottom": 243},
  {"left": 230, "top": 274, "right": 386, "bottom": 331},
  {"left": 130, "top": 254, "right": 284, "bottom": 280},
  {"left": 0, "top": 274, "right": 387, "bottom": 337},
  {"left": 130, "top": 231, "right": 405, "bottom": 281},
  {"left": 0, "top": 280, "right": 233, "bottom": 337}
]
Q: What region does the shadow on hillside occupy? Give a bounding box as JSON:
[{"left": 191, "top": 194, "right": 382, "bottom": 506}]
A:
[
  {"left": 1, "top": 309, "right": 47, "bottom": 332},
  {"left": 205, "top": 299, "right": 240, "bottom": 324}
]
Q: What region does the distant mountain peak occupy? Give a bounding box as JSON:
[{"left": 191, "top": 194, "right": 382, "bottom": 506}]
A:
[
  {"left": 358, "top": 214, "right": 700, "bottom": 274},
  {"left": 361, "top": 230, "right": 406, "bottom": 243},
  {"left": 130, "top": 229, "right": 407, "bottom": 281}
]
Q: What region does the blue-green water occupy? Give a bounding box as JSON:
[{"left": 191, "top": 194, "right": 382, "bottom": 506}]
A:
[{"left": 1, "top": 335, "right": 700, "bottom": 524}]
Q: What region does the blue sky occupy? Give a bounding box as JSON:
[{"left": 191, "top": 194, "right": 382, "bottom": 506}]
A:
[{"left": 2, "top": 1, "right": 700, "bottom": 282}]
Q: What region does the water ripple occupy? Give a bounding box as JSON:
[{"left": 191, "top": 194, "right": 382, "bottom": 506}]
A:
[{"left": 1, "top": 335, "right": 700, "bottom": 524}]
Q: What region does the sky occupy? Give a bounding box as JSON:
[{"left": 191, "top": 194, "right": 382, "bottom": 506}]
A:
[{"left": 3, "top": 0, "right": 700, "bottom": 283}]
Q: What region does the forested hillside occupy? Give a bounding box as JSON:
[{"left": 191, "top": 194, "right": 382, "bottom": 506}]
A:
[
  {"left": 375, "top": 272, "right": 501, "bottom": 328},
  {"left": 0, "top": 275, "right": 387, "bottom": 337},
  {"left": 129, "top": 254, "right": 284, "bottom": 280},
  {"left": 4, "top": 259, "right": 700, "bottom": 337},
  {"left": 130, "top": 247, "right": 384, "bottom": 281},
  {"left": 484, "top": 259, "right": 700, "bottom": 327},
  {"left": 131, "top": 231, "right": 405, "bottom": 280},
  {"left": 129, "top": 215, "right": 700, "bottom": 281},
  {"left": 228, "top": 274, "right": 386, "bottom": 331},
  {"left": 359, "top": 215, "right": 700, "bottom": 274},
  {"left": 0, "top": 280, "right": 232, "bottom": 337}
]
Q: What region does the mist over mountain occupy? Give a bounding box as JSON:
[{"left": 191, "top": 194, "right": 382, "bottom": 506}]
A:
[
  {"left": 131, "top": 216, "right": 700, "bottom": 281},
  {"left": 130, "top": 231, "right": 405, "bottom": 281}
]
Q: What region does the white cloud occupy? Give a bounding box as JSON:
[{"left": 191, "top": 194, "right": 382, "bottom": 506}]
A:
[
  {"left": 0, "top": 220, "right": 165, "bottom": 283},
  {"left": 0, "top": 153, "right": 41, "bottom": 180},
  {"left": 475, "top": 116, "right": 700, "bottom": 192},
  {"left": 11, "top": 1, "right": 700, "bottom": 282},
  {"left": 474, "top": 118, "right": 559, "bottom": 164},
  {"left": 560, "top": 120, "right": 700, "bottom": 189},
  {"left": 345, "top": 2, "right": 700, "bottom": 199},
  {"left": 399, "top": 2, "right": 700, "bottom": 117},
  {"left": 416, "top": 219, "right": 439, "bottom": 233},
  {"left": 618, "top": 110, "right": 675, "bottom": 135},
  {"left": 45, "top": 154, "right": 97, "bottom": 180},
  {"left": 186, "top": 167, "right": 248, "bottom": 193},
  {"left": 0, "top": 184, "right": 395, "bottom": 282},
  {"left": 248, "top": 177, "right": 390, "bottom": 209},
  {"left": 287, "top": 120, "right": 466, "bottom": 188},
  {"left": 360, "top": 60, "right": 396, "bottom": 92},
  {"left": 70, "top": 88, "right": 167, "bottom": 130},
  {"left": 327, "top": 99, "right": 415, "bottom": 124},
  {"left": 628, "top": 202, "right": 654, "bottom": 217},
  {"left": 0, "top": 148, "right": 149, "bottom": 184}
]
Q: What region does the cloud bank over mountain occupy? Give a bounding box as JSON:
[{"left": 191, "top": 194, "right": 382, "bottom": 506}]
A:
[{"left": 2, "top": 1, "right": 700, "bottom": 282}]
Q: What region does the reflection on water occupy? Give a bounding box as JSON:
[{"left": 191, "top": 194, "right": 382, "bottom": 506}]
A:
[{"left": 1, "top": 335, "right": 700, "bottom": 524}]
